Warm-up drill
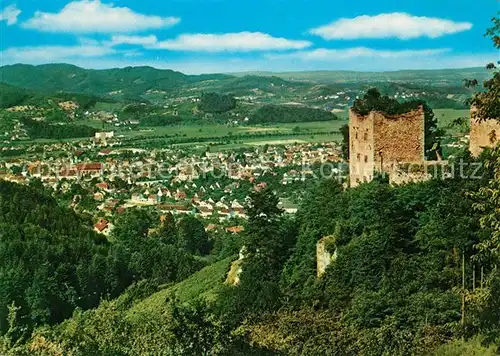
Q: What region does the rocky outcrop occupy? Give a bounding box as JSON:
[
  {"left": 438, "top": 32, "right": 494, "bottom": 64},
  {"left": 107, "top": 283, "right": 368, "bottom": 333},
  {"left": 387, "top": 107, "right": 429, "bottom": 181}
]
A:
[
  {"left": 317, "top": 236, "right": 337, "bottom": 278},
  {"left": 225, "top": 247, "right": 246, "bottom": 285}
]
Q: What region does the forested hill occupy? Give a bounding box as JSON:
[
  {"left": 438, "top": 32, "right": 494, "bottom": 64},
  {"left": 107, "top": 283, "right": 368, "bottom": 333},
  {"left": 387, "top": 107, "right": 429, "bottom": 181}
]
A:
[
  {"left": 249, "top": 104, "right": 338, "bottom": 124},
  {"left": 0, "top": 64, "right": 232, "bottom": 97},
  {"left": 5, "top": 159, "right": 500, "bottom": 354},
  {"left": 0, "top": 180, "right": 109, "bottom": 330},
  {"left": 0, "top": 64, "right": 480, "bottom": 112},
  {"left": 0, "top": 83, "right": 29, "bottom": 108},
  {"left": 0, "top": 63, "right": 487, "bottom": 100},
  {"left": 0, "top": 180, "right": 205, "bottom": 340},
  {"left": 0, "top": 82, "right": 113, "bottom": 109}
]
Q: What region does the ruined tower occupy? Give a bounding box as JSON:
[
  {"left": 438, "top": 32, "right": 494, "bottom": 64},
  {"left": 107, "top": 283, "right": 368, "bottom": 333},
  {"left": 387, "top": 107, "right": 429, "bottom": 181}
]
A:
[
  {"left": 349, "top": 107, "right": 425, "bottom": 187},
  {"left": 469, "top": 107, "right": 500, "bottom": 157}
]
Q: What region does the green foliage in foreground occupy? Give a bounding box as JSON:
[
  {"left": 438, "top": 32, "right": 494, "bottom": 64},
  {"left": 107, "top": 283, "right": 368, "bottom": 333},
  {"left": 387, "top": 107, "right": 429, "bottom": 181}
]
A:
[
  {"left": 0, "top": 181, "right": 210, "bottom": 340},
  {"left": 432, "top": 336, "right": 499, "bottom": 356},
  {"left": 0, "top": 181, "right": 112, "bottom": 333},
  {"left": 2, "top": 154, "right": 500, "bottom": 354},
  {"left": 249, "top": 104, "right": 338, "bottom": 124}
]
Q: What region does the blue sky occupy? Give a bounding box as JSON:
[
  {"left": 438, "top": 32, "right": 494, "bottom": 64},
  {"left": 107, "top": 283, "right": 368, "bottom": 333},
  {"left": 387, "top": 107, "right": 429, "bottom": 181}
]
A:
[{"left": 0, "top": 0, "right": 498, "bottom": 73}]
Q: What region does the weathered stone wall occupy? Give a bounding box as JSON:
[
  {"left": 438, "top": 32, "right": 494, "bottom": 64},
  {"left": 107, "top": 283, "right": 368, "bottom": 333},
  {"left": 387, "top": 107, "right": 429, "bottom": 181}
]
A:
[
  {"left": 349, "top": 110, "right": 375, "bottom": 187},
  {"left": 389, "top": 166, "right": 431, "bottom": 185},
  {"left": 373, "top": 108, "right": 425, "bottom": 171},
  {"left": 349, "top": 108, "right": 424, "bottom": 187},
  {"left": 470, "top": 107, "right": 500, "bottom": 156}
]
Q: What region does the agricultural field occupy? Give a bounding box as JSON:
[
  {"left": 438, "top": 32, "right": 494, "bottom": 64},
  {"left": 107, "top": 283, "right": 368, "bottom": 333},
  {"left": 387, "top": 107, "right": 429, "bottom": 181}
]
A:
[
  {"left": 122, "top": 119, "right": 346, "bottom": 138},
  {"left": 4, "top": 108, "right": 468, "bottom": 156},
  {"left": 434, "top": 108, "right": 470, "bottom": 132},
  {"left": 117, "top": 119, "right": 346, "bottom": 151}
]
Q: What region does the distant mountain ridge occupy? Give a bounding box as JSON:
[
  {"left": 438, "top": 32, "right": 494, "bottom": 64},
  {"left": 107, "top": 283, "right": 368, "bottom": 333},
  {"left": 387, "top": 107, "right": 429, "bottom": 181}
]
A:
[
  {"left": 0, "top": 63, "right": 233, "bottom": 99},
  {"left": 230, "top": 67, "right": 491, "bottom": 86},
  {"left": 1, "top": 64, "right": 491, "bottom": 95},
  {"left": 0, "top": 63, "right": 488, "bottom": 110}
]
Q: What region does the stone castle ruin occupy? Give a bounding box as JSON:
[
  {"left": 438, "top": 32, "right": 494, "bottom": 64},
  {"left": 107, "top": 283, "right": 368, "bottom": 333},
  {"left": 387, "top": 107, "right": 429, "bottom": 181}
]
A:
[
  {"left": 323, "top": 101, "right": 498, "bottom": 277},
  {"left": 469, "top": 107, "right": 500, "bottom": 157},
  {"left": 349, "top": 107, "right": 425, "bottom": 187}
]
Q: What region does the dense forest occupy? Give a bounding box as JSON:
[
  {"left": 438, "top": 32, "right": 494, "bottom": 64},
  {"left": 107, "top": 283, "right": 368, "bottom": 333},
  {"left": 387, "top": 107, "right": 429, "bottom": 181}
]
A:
[
  {"left": 0, "top": 180, "right": 220, "bottom": 342},
  {"left": 138, "top": 115, "right": 183, "bottom": 126},
  {"left": 3, "top": 151, "right": 500, "bottom": 354},
  {"left": 198, "top": 93, "right": 237, "bottom": 113},
  {"left": 249, "top": 105, "right": 338, "bottom": 124},
  {"left": 20, "top": 118, "right": 98, "bottom": 139},
  {"left": 0, "top": 82, "right": 113, "bottom": 110}
]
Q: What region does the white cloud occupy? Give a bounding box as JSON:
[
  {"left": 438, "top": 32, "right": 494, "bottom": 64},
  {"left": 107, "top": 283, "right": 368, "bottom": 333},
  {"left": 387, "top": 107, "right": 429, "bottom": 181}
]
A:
[
  {"left": 77, "top": 37, "right": 102, "bottom": 46},
  {"left": 150, "top": 32, "right": 312, "bottom": 52},
  {"left": 310, "top": 13, "right": 472, "bottom": 40},
  {"left": 109, "top": 35, "right": 159, "bottom": 46},
  {"left": 22, "top": 0, "right": 180, "bottom": 33},
  {"left": 0, "top": 4, "right": 21, "bottom": 25},
  {"left": 0, "top": 44, "right": 117, "bottom": 62},
  {"left": 267, "top": 47, "right": 452, "bottom": 61}
]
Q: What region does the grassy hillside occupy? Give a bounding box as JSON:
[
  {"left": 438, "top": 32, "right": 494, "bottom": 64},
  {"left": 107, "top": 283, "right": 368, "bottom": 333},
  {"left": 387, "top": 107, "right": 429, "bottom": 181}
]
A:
[{"left": 127, "top": 257, "right": 233, "bottom": 319}]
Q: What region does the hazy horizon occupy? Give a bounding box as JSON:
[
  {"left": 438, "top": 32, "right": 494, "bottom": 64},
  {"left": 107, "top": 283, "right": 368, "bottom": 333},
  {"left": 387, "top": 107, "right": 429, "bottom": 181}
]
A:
[
  {"left": 0, "top": 61, "right": 491, "bottom": 76},
  {"left": 1, "top": 1, "right": 497, "bottom": 74}
]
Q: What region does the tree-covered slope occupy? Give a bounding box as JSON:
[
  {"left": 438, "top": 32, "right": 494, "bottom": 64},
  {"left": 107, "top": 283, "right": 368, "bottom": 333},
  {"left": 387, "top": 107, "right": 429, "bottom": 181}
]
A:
[
  {"left": 0, "top": 81, "right": 119, "bottom": 110},
  {"left": 249, "top": 104, "right": 338, "bottom": 124},
  {"left": 0, "top": 181, "right": 206, "bottom": 345},
  {"left": 3, "top": 159, "right": 500, "bottom": 355},
  {"left": 0, "top": 83, "right": 29, "bottom": 108},
  {"left": 6, "top": 170, "right": 498, "bottom": 355},
  {"left": 0, "top": 64, "right": 232, "bottom": 97},
  {"left": 0, "top": 180, "right": 110, "bottom": 332}
]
